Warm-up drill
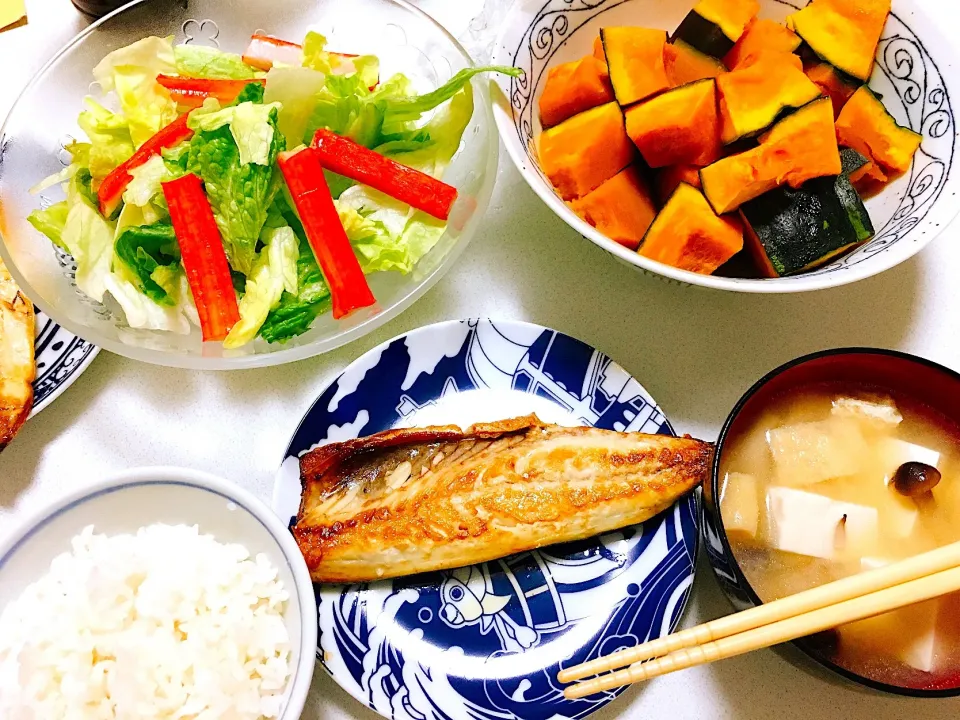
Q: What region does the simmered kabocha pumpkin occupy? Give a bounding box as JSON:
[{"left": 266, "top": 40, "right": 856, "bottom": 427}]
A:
[
  {"left": 673, "top": 0, "right": 760, "bottom": 59},
  {"left": 740, "top": 171, "right": 874, "bottom": 277},
  {"left": 601, "top": 27, "right": 670, "bottom": 105},
  {"left": 570, "top": 165, "right": 657, "bottom": 250},
  {"left": 664, "top": 39, "right": 726, "bottom": 87},
  {"left": 716, "top": 52, "right": 820, "bottom": 144},
  {"left": 538, "top": 55, "right": 614, "bottom": 128},
  {"left": 655, "top": 164, "right": 703, "bottom": 204},
  {"left": 805, "top": 62, "right": 859, "bottom": 118},
  {"left": 836, "top": 86, "right": 923, "bottom": 176},
  {"left": 537, "top": 102, "right": 634, "bottom": 200},
  {"left": 638, "top": 182, "right": 744, "bottom": 274},
  {"left": 724, "top": 18, "right": 801, "bottom": 70},
  {"left": 625, "top": 78, "right": 722, "bottom": 168},
  {"left": 787, "top": 0, "right": 891, "bottom": 81},
  {"left": 700, "top": 97, "right": 841, "bottom": 214}
]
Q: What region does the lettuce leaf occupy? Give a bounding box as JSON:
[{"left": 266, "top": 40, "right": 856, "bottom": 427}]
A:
[
  {"left": 223, "top": 224, "right": 299, "bottom": 349},
  {"left": 186, "top": 99, "right": 285, "bottom": 274},
  {"left": 188, "top": 100, "right": 283, "bottom": 166},
  {"left": 259, "top": 202, "right": 331, "bottom": 344},
  {"left": 92, "top": 36, "right": 179, "bottom": 147},
  {"left": 77, "top": 99, "right": 135, "bottom": 179},
  {"left": 26, "top": 202, "right": 70, "bottom": 250},
  {"left": 173, "top": 44, "right": 256, "bottom": 80},
  {"left": 60, "top": 172, "right": 116, "bottom": 302},
  {"left": 301, "top": 31, "right": 379, "bottom": 88},
  {"left": 113, "top": 220, "right": 180, "bottom": 305},
  {"left": 264, "top": 66, "right": 327, "bottom": 150},
  {"left": 103, "top": 267, "right": 192, "bottom": 334},
  {"left": 124, "top": 154, "right": 178, "bottom": 207}
]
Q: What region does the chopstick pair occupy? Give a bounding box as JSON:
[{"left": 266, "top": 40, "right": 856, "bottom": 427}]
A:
[{"left": 558, "top": 540, "right": 960, "bottom": 699}]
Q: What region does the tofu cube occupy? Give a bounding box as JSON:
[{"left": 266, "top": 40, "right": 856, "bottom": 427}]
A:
[
  {"left": 879, "top": 438, "right": 941, "bottom": 483},
  {"left": 839, "top": 600, "right": 939, "bottom": 673},
  {"left": 766, "top": 419, "right": 867, "bottom": 486},
  {"left": 720, "top": 472, "right": 760, "bottom": 543},
  {"left": 767, "top": 486, "right": 879, "bottom": 560},
  {"left": 831, "top": 394, "right": 903, "bottom": 429}
]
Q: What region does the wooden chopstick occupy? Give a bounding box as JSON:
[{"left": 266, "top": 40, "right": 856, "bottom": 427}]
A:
[
  {"left": 563, "top": 563, "right": 960, "bottom": 699},
  {"left": 558, "top": 539, "right": 960, "bottom": 684}
]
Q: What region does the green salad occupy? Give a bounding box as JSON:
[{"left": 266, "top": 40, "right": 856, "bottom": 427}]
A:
[{"left": 27, "top": 32, "right": 517, "bottom": 348}]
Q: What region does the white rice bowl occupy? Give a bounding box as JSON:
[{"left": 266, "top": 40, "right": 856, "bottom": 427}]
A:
[{"left": 0, "top": 523, "right": 292, "bottom": 720}]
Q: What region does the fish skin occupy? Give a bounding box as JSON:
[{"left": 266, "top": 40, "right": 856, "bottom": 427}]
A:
[
  {"left": 295, "top": 415, "right": 713, "bottom": 583},
  {"left": 0, "top": 258, "right": 35, "bottom": 451}
]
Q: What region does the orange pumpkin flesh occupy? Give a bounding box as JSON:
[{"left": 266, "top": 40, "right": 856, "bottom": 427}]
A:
[
  {"left": 601, "top": 27, "right": 671, "bottom": 105},
  {"left": 638, "top": 182, "right": 744, "bottom": 275},
  {"left": 656, "top": 164, "right": 703, "bottom": 204},
  {"left": 571, "top": 166, "right": 657, "bottom": 250},
  {"left": 593, "top": 36, "right": 606, "bottom": 62},
  {"left": 724, "top": 18, "right": 801, "bottom": 70},
  {"left": 538, "top": 56, "right": 615, "bottom": 128},
  {"left": 716, "top": 52, "right": 820, "bottom": 144},
  {"left": 625, "top": 79, "right": 721, "bottom": 168},
  {"left": 664, "top": 40, "right": 726, "bottom": 87},
  {"left": 787, "top": 0, "right": 890, "bottom": 81},
  {"left": 537, "top": 101, "right": 635, "bottom": 200},
  {"left": 836, "top": 86, "right": 923, "bottom": 175},
  {"left": 805, "top": 62, "right": 858, "bottom": 118},
  {"left": 700, "top": 97, "right": 842, "bottom": 213}
]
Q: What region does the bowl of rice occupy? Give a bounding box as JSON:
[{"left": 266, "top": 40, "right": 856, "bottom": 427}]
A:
[{"left": 0, "top": 467, "right": 317, "bottom": 720}]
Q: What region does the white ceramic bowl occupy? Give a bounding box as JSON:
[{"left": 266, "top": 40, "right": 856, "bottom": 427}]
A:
[
  {"left": 0, "top": 467, "right": 318, "bottom": 719},
  {"left": 492, "top": 0, "right": 960, "bottom": 293},
  {"left": 0, "top": 0, "right": 497, "bottom": 369}
]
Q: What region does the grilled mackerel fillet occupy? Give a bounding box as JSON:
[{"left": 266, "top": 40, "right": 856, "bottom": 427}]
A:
[
  {"left": 294, "top": 415, "right": 713, "bottom": 583},
  {"left": 0, "top": 258, "right": 35, "bottom": 451}
]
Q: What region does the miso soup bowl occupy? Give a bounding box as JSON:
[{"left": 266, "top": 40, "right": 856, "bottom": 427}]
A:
[
  {"left": 491, "top": 0, "right": 960, "bottom": 293},
  {"left": 702, "top": 348, "right": 960, "bottom": 697}
]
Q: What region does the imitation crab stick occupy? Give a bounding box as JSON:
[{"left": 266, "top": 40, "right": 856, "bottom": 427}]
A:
[
  {"left": 156, "top": 75, "right": 266, "bottom": 108},
  {"left": 277, "top": 147, "right": 376, "bottom": 319},
  {"left": 161, "top": 173, "right": 240, "bottom": 342},
  {"left": 97, "top": 113, "right": 194, "bottom": 218},
  {"left": 241, "top": 33, "right": 363, "bottom": 75},
  {"left": 311, "top": 129, "right": 459, "bottom": 221}
]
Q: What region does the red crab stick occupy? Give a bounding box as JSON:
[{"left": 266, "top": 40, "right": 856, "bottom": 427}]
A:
[
  {"left": 311, "top": 129, "right": 459, "bottom": 221},
  {"left": 241, "top": 33, "right": 373, "bottom": 84},
  {"left": 97, "top": 113, "right": 194, "bottom": 218},
  {"left": 277, "top": 148, "right": 376, "bottom": 319},
  {"left": 161, "top": 174, "right": 240, "bottom": 342},
  {"left": 156, "top": 75, "right": 266, "bottom": 108}
]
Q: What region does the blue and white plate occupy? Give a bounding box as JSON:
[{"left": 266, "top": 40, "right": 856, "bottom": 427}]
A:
[
  {"left": 273, "top": 319, "right": 699, "bottom": 720},
  {"left": 31, "top": 309, "right": 98, "bottom": 416}
]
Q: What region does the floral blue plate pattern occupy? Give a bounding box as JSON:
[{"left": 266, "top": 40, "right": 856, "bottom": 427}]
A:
[
  {"left": 273, "top": 319, "right": 699, "bottom": 720},
  {"left": 31, "top": 309, "right": 98, "bottom": 416}
]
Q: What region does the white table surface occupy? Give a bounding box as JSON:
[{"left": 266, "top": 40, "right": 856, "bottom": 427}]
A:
[{"left": 2, "top": 0, "right": 960, "bottom": 718}]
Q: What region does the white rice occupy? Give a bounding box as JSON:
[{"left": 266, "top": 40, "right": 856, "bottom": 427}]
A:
[{"left": 0, "top": 524, "right": 292, "bottom": 720}]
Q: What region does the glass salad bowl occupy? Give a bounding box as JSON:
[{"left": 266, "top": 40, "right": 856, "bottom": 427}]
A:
[{"left": 0, "top": 0, "right": 497, "bottom": 369}]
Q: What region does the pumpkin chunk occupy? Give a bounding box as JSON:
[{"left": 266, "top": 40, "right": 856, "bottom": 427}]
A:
[
  {"left": 700, "top": 97, "right": 842, "bottom": 214},
  {"left": 673, "top": 0, "right": 761, "bottom": 59},
  {"left": 836, "top": 86, "right": 922, "bottom": 175},
  {"left": 538, "top": 55, "right": 615, "bottom": 128},
  {"left": 716, "top": 52, "right": 820, "bottom": 144},
  {"left": 787, "top": 0, "right": 891, "bottom": 81},
  {"left": 806, "top": 62, "right": 859, "bottom": 118},
  {"left": 625, "top": 78, "right": 721, "bottom": 168},
  {"left": 571, "top": 166, "right": 657, "bottom": 250},
  {"left": 639, "top": 182, "right": 744, "bottom": 274},
  {"left": 664, "top": 39, "right": 726, "bottom": 87},
  {"left": 656, "top": 164, "right": 703, "bottom": 204},
  {"left": 724, "top": 18, "right": 801, "bottom": 70},
  {"left": 741, "top": 173, "right": 874, "bottom": 277},
  {"left": 537, "top": 101, "right": 634, "bottom": 200},
  {"left": 593, "top": 36, "right": 606, "bottom": 61},
  {"left": 601, "top": 27, "right": 671, "bottom": 105}
]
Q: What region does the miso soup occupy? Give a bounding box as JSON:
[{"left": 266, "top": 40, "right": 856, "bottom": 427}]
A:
[{"left": 719, "top": 381, "right": 960, "bottom": 691}]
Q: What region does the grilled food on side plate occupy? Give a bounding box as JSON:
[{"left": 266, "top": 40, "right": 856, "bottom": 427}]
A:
[
  {"left": 294, "top": 415, "right": 713, "bottom": 583},
  {"left": 0, "top": 258, "right": 35, "bottom": 450}
]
